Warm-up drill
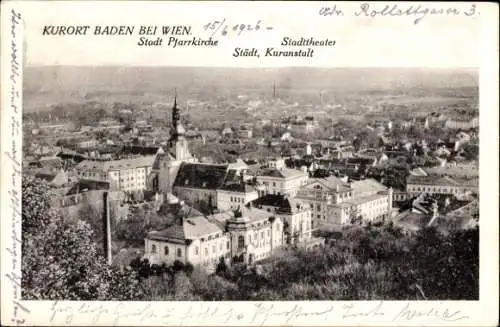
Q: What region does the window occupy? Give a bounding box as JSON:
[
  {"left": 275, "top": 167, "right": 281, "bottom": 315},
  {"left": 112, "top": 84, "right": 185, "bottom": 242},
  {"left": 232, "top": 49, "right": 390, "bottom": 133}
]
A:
[
  {"left": 177, "top": 248, "right": 182, "bottom": 257},
  {"left": 195, "top": 246, "right": 199, "bottom": 255},
  {"left": 238, "top": 235, "right": 245, "bottom": 249},
  {"left": 164, "top": 246, "right": 169, "bottom": 255},
  {"left": 212, "top": 245, "right": 216, "bottom": 253},
  {"left": 273, "top": 182, "right": 276, "bottom": 187},
  {"left": 226, "top": 241, "right": 230, "bottom": 250},
  {"left": 151, "top": 244, "right": 156, "bottom": 254},
  {"left": 205, "top": 247, "right": 208, "bottom": 255}
]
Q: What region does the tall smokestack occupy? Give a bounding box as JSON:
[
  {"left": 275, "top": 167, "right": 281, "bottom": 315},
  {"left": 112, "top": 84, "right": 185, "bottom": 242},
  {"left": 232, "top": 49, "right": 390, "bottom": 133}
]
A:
[{"left": 103, "top": 191, "right": 112, "bottom": 265}]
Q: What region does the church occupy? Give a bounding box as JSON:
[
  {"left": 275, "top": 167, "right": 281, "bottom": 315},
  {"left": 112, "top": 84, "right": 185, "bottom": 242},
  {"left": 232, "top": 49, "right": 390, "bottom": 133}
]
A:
[
  {"left": 148, "top": 95, "right": 250, "bottom": 210},
  {"left": 144, "top": 95, "right": 317, "bottom": 270}
]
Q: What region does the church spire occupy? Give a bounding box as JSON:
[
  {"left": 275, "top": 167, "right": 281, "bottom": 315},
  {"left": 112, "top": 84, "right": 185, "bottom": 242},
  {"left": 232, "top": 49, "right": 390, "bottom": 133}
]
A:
[{"left": 172, "top": 89, "right": 180, "bottom": 129}]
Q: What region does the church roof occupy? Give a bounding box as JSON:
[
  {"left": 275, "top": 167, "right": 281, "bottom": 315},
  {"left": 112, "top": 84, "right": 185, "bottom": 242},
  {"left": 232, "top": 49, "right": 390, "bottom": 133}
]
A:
[{"left": 173, "top": 162, "right": 229, "bottom": 190}]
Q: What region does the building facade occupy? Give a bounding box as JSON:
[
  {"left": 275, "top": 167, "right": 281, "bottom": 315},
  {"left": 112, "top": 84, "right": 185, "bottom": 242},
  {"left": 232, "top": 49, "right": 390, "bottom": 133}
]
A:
[
  {"left": 252, "top": 195, "right": 313, "bottom": 246},
  {"left": 295, "top": 176, "right": 393, "bottom": 227},
  {"left": 75, "top": 156, "right": 155, "bottom": 191},
  {"left": 145, "top": 207, "right": 285, "bottom": 270},
  {"left": 406, "top": 175, "right": 478, "bottom": 200},
  {"left": 145, "top": 215, "right": 231, "bottom": 271},
  {"left": 255, "top": 167, "right": 309, "bottom": 197},
  {"left": 216, "top": 183, "right": 259, "bottom": 211}
]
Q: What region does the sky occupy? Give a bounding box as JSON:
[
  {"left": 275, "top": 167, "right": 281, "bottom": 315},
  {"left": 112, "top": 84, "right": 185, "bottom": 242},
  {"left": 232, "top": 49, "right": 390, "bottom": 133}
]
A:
[{"left": 12, "top": 1, "right": 495, "bottom": 68}]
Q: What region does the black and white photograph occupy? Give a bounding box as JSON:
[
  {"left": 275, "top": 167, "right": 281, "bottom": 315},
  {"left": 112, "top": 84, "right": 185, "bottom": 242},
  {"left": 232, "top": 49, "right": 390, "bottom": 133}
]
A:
[
  {"left": 1, "top": 1, "right": 498, "bottom": 326},
  {"left": 21, "top": 67, "right": 480, "bottom": 301}
]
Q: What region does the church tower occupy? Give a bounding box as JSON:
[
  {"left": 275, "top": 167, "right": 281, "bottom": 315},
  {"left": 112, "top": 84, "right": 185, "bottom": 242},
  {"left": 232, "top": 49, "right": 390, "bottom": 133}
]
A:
[{"left": 168, "top": 91, "right": 192, "bottom": 162}]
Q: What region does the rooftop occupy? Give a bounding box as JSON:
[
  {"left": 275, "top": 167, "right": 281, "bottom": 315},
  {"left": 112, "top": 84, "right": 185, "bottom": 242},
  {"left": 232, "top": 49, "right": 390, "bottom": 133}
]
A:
[
  {"left": 351, "top": 178, "right": 387, "bottom": 195},
  {"left": 120, "top": 145, "right": 163, "bottom": 156},
  {"left": 173, "top": 162, "right": 229, "bottom": 190},
  {"left": 259, "top": 167, "right": 307, "bottom": 179},
  {"left": 76, "top": 155, "right": 156, "bottom": 171},
  {"left": 252, "top": 194, "right": 291, "bottom": 212},
  {"left": 147, "top": 215, "right": 224, "bottom": 242},
  {"left": 407, "top": 175, "right": 478, "bottom": 187}
]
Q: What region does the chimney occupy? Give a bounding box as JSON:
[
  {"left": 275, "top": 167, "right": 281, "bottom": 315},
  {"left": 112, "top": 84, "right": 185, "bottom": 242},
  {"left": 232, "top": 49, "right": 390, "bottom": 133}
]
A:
[{"left": 103, "top": 191, "right": 112, "bottom": 265}]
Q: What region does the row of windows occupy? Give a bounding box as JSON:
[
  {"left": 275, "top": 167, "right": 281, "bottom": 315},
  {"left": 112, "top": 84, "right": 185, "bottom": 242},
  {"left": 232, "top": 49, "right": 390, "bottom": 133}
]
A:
[
  {"left": 80, "top": 171, "right": 102, "bottom": 178},
  {"left": 230, "top": 196, "right": 244, "bottom": 203},
  {"left": 120, "top": 175, "right": 145, "bottom": 182},
  {"left": 202, "top": 233, "right": 224, "bottom": 241},
  {"left": 195, "top": 241, "right": 230, "bottom": 256},
  {"left": 151, "top": 244, "right": 182, "bottom": 257},
  {"left": 410, "top": 186, "right": 459, "bottom": 193}
]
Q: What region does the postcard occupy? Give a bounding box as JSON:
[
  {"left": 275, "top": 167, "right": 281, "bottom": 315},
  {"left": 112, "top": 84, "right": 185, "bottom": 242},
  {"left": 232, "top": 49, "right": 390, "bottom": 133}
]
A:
[{"left": 1, "top": 1, "right": 498, "bottom": 326}]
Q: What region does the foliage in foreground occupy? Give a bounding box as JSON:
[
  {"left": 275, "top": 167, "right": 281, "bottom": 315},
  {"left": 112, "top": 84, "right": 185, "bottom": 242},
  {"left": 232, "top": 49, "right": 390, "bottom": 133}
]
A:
[
  {"left": 22, "top": 176, "right": 145, "bottom": 300},
  {"left": 130, "top": 223, "right": 478, "bottom": 301},
  {"left": 22, "top": 175, "right": 478, "bottom": 301}
]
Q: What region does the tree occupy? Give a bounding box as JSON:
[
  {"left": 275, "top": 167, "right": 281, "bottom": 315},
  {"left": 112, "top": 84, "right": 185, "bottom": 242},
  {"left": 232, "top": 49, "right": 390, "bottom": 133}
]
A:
[
  {"left": 347, "top": 207, "right": 362, "bottom": 225},
  {"left": 215, "top": 256, "right": 228, "bottom": 276},
  {"left": 22, "top": 176, "right": 144, "bottom": 300}
]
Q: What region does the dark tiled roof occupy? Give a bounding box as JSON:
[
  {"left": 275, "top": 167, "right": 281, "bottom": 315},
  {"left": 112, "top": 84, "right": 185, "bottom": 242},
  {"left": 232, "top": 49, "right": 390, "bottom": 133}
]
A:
[
  {"left": 120, "top": 145, "right": 161, "bottom": 156},
  {"left": 346, "top": 157, "right": 376, "bottom": 165},
  {"left": 173, "top": 163, "right": 228, "bottom": 189},
  {"left": 252, "top": 194, "right": 291, "bottom": 212}
]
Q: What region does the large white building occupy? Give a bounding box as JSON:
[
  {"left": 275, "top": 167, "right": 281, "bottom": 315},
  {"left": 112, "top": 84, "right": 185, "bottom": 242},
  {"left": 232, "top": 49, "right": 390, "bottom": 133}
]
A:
[
  {"left": 75, "top": 156, "right": 155, "bottom": 191},
  {"left": 406, "top": 175, "right": 478, "bottom": 200},
  {"left": 216, "top": 183, "right": 259, "bottom": 211},
  {"left": 252, "top": 194, "right": 313, "bottom": 246},
  {"left": 145, "top": 207, "right": 286, "bottom": 270},
  {"left": 295, "top": 176, "right": 393, "bottom": 227},
  {"left": 146, "top": 215, "right": 231, "bottom": 270},
  {"left": 255, "top": 166, "right": 309, "bottom": 197}
]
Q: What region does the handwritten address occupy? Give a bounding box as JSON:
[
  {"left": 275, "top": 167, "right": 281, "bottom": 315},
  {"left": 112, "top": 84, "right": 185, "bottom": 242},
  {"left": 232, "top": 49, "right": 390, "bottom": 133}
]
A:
[{"left": 319, "top": 3, "right": 479, "bottom": 24}]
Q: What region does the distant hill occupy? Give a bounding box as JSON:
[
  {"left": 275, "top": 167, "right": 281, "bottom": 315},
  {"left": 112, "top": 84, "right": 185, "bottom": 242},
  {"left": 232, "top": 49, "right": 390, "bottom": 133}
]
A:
[{"left": 23, "top": 66, "right": 478, "bottom": 111}]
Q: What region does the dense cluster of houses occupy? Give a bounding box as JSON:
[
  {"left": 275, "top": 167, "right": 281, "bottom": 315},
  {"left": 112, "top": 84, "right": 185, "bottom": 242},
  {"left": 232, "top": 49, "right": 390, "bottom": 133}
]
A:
[{"left": 25, "top": 98, "right": 479, "bottom": 271}]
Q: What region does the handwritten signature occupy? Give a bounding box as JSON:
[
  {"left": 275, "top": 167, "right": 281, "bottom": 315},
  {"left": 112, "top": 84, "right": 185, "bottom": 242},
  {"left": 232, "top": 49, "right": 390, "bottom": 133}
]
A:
[{"left": 393, "top": 303, "right": 470, "bottom": 322}]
